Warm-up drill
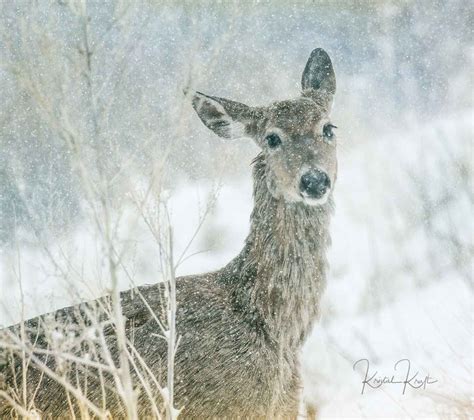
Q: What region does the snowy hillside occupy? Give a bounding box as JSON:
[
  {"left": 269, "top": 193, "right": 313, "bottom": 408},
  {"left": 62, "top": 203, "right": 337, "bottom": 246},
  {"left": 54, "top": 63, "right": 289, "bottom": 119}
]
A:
[{"left": 0, "top": 1, "right": 471, "bottom": 417}]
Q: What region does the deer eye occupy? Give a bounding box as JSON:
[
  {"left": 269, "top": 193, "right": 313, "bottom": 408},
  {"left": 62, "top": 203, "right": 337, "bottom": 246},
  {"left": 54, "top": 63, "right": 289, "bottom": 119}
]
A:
[
  {"left": 265, "top": 133, "right": 282, "bottom": 149},
  {"left": 323, "top": 124, "right": 337, "bottom": 141}
]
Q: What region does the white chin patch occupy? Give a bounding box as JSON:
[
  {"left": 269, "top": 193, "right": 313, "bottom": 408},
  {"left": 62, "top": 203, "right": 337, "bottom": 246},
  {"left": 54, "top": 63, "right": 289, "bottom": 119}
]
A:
[{"left": 300, "top": 190, "right": 330, "bottom": 206}]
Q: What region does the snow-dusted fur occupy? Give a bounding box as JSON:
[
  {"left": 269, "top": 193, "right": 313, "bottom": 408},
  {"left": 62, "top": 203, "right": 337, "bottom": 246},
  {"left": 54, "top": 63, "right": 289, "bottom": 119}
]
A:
[{"left": 0, "top": 48, "right": 337, "bottom": 418}]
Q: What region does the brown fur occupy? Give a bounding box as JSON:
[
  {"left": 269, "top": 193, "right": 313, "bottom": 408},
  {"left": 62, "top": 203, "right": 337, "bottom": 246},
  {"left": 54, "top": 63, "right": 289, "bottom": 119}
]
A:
[{"left": 0, "top": 48, "right": 337, "bottom": 419}]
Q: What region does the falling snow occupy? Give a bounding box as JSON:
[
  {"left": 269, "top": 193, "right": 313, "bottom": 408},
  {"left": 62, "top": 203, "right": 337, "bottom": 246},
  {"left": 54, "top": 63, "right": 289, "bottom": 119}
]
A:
[{"left": 0, "top": 1, "right": 471, "bottom": 418}]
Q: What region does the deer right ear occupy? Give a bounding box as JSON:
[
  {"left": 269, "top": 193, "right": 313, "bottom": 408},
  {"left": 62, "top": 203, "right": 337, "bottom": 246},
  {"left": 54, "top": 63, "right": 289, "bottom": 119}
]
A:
[
  {"left": 301, "top": 48, "right": 336, "bottom": 108},
  {"left": 191, "top": 92, "right": 261, "bottom": 139}
]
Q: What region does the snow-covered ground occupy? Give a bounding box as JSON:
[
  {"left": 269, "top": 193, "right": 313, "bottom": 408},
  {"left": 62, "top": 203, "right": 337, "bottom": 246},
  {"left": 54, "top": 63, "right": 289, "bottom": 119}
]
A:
[
  {"left": 1, "top": 1, "right": 472, "bottom": 417},
  {"left": 0, "top": 113, "right": 471, "bottom": 417},
  {"left": 302, "top": 276, "right": 471, "bottom": 418}
]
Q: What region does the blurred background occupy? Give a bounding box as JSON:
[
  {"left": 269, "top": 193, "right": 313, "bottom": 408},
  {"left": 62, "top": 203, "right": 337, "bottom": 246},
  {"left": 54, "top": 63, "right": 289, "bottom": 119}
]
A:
[{"left": 0, "top": 0, "right": 472, "bottom": 417}]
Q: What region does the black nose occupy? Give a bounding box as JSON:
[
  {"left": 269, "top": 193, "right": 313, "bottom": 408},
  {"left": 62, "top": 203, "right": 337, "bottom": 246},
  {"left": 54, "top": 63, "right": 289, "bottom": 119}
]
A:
[{"left": 299, "top": 169, "right": 331, "bottom": 199}]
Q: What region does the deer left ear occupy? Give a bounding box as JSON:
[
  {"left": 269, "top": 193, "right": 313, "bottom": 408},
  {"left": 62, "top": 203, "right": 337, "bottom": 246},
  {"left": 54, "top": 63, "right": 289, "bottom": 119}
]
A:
[
  {"left": 301, "top": 48, "right": 336, "bottom": 108},
  {"left": 191, "top": 92, "right": 261, "bottom": 139}
]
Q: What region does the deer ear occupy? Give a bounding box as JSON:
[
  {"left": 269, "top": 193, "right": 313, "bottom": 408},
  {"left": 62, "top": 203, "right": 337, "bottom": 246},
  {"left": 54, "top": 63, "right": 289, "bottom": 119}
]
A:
[
  {"left": 301, "top": 48, "right": 336, "bottom": 107},
  {"left": 191, "top": 92, "right": 261, "bottom": 139}
]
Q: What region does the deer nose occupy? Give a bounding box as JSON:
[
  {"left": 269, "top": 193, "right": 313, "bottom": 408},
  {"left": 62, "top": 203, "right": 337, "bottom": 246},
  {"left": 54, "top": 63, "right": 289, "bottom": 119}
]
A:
[{"left": 299, "top": 169, "right": 331, "bottom": 199}]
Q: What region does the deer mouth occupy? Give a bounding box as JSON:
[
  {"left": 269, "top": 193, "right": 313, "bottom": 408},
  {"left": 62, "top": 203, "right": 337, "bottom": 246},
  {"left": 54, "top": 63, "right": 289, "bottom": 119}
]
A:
[{"left": 299, "top": 190, "right": 331, "bottom": 206}]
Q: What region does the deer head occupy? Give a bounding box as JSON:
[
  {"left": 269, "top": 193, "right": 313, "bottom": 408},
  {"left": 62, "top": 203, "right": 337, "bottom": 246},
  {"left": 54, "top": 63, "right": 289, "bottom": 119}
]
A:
[{"left": 192, "top": 48, "right": 337, "bottom": 206}]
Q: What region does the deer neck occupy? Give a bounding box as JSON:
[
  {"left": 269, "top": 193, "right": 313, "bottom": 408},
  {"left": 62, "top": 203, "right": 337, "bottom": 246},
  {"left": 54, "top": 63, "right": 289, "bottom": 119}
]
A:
[{"left": 223, "top": 154, "right": 333, "bottom": 348}]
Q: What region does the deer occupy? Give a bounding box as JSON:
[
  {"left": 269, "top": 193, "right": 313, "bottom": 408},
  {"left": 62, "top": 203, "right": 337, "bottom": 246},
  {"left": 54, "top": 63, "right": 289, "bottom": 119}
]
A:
[{"left": 0, "top": 48, "right": 337, "bottom": 419}]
